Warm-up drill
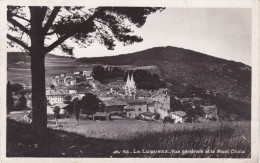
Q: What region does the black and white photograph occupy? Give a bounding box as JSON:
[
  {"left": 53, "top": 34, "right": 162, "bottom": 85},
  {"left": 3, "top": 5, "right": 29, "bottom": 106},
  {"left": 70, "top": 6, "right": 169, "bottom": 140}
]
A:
[{"left": 1, "top": 0, "right": 259, "bottom": 162}]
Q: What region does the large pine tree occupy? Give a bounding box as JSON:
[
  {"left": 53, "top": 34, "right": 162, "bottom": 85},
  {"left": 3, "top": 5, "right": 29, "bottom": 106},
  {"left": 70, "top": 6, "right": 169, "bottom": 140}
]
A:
[{"left": 7, "top": 6, "right": 164, "bottom": 141}]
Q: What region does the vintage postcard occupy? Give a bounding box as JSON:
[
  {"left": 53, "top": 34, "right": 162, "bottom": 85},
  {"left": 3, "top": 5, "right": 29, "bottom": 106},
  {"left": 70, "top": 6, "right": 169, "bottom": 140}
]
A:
[{"left": 0, "top": 0, "right": 259, "bottom": 163}]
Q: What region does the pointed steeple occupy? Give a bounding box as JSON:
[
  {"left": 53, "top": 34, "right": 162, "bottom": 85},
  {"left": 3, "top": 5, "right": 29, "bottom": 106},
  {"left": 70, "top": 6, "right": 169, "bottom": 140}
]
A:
[
  {"left": 131, "top": 73, "right": 135, "bottom": 86},
  {"left": 124, "top": 72, "right": 136, "bottom": 97},
  {"left": 129, "top": 73, "right": 133, "bottom": 87},
  {"left": 126, "top": 73, "right": 130, "bottom": 86}
]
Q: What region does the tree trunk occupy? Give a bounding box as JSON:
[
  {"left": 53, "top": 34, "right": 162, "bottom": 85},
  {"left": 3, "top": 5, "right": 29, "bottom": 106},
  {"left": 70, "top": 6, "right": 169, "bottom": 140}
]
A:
[
  {"left": 31, "top": 50, "right": 47, "bottom": 141},
  {"left": 30, "top": 7, "right": 47, "bottom": 143}
]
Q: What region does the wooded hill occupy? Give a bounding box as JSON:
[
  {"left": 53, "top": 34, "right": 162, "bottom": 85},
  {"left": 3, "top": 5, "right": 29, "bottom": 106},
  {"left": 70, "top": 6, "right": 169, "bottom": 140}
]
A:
[
  {"left": 77, "top": 46, "right": 251, "bottom": 103},
  {"left": 7, "top": 47, "right": 251, "bottom": 103},
  {"left": 7, "top": 47, "right": 252, "bottom": 120}
]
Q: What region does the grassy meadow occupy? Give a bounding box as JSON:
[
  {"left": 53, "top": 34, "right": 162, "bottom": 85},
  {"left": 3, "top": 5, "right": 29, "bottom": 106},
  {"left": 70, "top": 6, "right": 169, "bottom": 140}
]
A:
[{"left": 7, "top": 112, "right": 251, "bottom": 158}]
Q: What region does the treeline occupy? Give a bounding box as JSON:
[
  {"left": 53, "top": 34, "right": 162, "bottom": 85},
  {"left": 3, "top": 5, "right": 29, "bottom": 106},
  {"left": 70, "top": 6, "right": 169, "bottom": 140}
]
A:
[
  {"left": 91, "top": 66, "right": 164, "bottom": 90},
  {"left": 92, "top": 66, "right": 124, "bottom": 83},
  {"left": 170, "top": 91, "right": 251, "bottom": 121},
  {"left": 63, "top": 93, "right": 101, "bottom": 117},
  {"left": 205, "top": 94, "right": 251, "bottom": 121},
  {"left": 7, "top": 81, "right": 28, "bottom": 112}
]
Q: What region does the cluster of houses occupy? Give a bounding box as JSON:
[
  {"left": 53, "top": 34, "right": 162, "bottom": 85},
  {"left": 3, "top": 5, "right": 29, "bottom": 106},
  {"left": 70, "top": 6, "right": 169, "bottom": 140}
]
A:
[
  {"left": 51, "top": 70, "right": 93, "bottom": 87},
  {"left": 44, "top": 69, "right": 218, "bottom": 123},
  {"left": 12, "top": 67, "right": 218, "bottom": 124}
]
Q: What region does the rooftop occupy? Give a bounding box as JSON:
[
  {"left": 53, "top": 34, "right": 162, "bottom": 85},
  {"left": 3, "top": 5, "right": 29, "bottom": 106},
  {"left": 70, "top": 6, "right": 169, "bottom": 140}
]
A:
[
  {"left": 141, "top": 111, "right": 155, "bottom": 117},
  {"left": 172, "top": 111, "right": 186, "bottom": 117},
  {"left": 201, "top": 105, "right": 217, "bottom": 114},
  {"left": 191, "top": 97, "right": 202, "bottom": 102},
  {"left": 201, "top": 105, "right": 217, "bottom": 110},
  {"left": 46, "top": 89, "right": 68, "bottom": 96},
  {"left": 96, "top": 92, "right": 117, "bottom": 98},
  {"left": 51, "top": 103, "right": 69, "bottom": 108},
  {"left": 102, "top": 100, "right": 128, "bottom": 107},
  {"left": 179, "top": 97, "right": 191, "bottom": 102},
  {"left": 151, "top": 92, "right": 169, "bottom": 99},
  {"left": 124, "top": 105, "right": 135, "bottom": 111},
  {"left": 93, "top": 112, "right": 110, "bottom": 117}
]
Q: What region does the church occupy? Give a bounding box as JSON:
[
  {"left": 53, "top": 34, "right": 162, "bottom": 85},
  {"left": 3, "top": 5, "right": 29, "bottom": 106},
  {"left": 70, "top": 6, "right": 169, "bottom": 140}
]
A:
[{"left": 124, "top": 73, "right": 136, "bottom": 97}]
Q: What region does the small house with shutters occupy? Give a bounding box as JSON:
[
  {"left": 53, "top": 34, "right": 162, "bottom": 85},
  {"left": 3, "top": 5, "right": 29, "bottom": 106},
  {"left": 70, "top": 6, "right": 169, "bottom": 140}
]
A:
[
  {"left": 171, "top": 111, "right": 187, "bottom": 123},
  {"left": 46, "top": 89, "right": 68, "bottom": 105}
]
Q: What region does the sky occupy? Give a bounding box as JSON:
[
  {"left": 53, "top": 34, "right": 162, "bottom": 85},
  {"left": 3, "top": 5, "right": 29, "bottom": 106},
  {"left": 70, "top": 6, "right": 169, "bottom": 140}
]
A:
[
  {"left": 65, "top": 8, "right": 252, "bottom": 66},
  {"left": 9, "top": 7, "right": 252, "bottom": 66}
]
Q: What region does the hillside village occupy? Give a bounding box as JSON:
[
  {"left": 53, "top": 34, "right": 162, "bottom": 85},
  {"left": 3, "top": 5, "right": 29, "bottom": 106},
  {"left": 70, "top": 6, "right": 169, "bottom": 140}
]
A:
[
  {"left": 10, "top": 65, "right": 219, "bottom": 124},
  {"left": 5, "top": 6, "right": 253, "bottom": 158}
]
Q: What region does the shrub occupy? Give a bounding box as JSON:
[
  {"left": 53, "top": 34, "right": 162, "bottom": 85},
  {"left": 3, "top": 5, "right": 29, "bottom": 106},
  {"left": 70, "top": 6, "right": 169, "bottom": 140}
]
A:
[
  {"left": 53, "top": 106, "right": 61, "bottom": 126},
  {"left": 53, "top": 106, "right": 61, "bottom": 119},
  {"left": 154, "top": 113, "right": 160, "bottom": 120},
  {"left": 163, "top": 116, "right": 174, "bottom": 123}
]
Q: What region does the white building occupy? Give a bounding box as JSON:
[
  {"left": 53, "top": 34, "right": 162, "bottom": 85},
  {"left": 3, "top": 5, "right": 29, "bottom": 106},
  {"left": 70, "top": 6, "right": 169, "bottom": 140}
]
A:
[
  {"left": 46, "top": 89, "right": 68, "bottom": 105},
  {"left": 68, "top": 89, "right": 77, "bottom": 94},
  {"left": 64, "top": 76, "right": 76, "bottom": 86},
  {"left": 171, "top": 111, "right": 187, "bottom": 123},
  {"left": 83, "top": 70, "right": 93, "bottom": 80}
]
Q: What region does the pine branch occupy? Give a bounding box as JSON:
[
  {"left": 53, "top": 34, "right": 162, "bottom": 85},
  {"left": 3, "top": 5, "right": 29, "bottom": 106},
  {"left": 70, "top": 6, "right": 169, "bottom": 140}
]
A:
[
  {"left": 44, "top": 34, "right": 71, "bottom": 53},
  {"left": 13, "top": 14, "right": 30, "bottom": 22},
  {"left": 43, "top": 7, "right": 61, "bottom": 34},
  {"left": 44, "top": 10, "right": 100, "bottom": 54},
  {"left": 7, "top": 34, "right": 30, "bottom": 51},
  {"left": 7, "top": 17, "right": 30, "bottom": 36}
]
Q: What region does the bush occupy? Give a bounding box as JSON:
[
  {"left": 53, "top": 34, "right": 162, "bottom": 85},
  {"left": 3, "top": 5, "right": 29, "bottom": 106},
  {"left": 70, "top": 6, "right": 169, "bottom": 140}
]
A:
[
  {"left": 154, "top": 113, "right": 160, "bottom": 120},
  {"left": 163, "top": 116, "right": 174, "bottom": 123},
  {"left": 185, "top": 117, "right": 192, "bottom": 123},
  {"left": 13, "top": 95, "right": 27, "bottom": 111},
  {"left": 53, "top": 106, "right": 61, "bottom": 119}
]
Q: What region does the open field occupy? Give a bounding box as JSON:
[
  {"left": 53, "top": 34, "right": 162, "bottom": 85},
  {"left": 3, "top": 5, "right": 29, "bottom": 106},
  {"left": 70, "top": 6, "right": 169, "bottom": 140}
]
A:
[
  {"left": 7, "top": 65, "right": 90, "bottom": 85},
  {"left": 7, "top": 68, "right": 32, "bottom": 85},
  {"left": 7, "top": 52, "right": 79, "bottom": 84},
  {"left": 7, "top": 111, "right": 251, "bottom": 158},
  {"left": 7, "top": 63, "right": 143, "bottom": 85}
]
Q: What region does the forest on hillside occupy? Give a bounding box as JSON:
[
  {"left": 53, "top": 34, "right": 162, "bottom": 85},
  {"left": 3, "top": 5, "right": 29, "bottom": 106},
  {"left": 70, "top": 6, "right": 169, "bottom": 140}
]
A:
[
  {"left": 78, "top": 46, "right": 251, "bottom": 103},
  {"left": 92, "top": 66, "right": 164, "bottom": 90}
]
